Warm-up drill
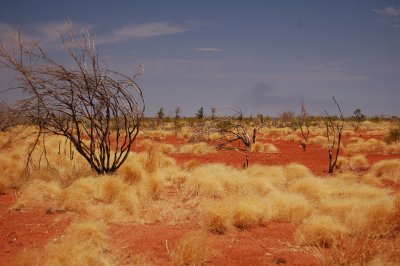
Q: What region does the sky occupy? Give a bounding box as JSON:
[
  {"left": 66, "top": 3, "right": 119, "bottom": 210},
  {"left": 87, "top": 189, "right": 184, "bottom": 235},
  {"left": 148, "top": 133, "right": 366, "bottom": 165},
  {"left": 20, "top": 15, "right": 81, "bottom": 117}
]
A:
[{"left": 0, "top": 0, "right": 399, "bottom": 117}]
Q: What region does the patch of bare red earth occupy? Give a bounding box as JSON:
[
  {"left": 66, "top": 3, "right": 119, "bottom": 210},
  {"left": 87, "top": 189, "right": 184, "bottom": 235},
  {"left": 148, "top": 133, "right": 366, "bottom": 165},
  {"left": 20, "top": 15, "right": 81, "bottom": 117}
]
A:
[
  {"left": 109, "top": 221, "right": 317, "bottom": 265},
  {"left": 0, "top": 192, "right": 71, "bottom": 265}
]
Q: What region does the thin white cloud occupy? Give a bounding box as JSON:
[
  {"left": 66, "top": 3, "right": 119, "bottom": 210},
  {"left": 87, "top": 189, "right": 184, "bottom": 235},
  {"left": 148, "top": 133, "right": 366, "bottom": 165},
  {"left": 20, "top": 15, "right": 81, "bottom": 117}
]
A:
[
  {"left": 0, "top": 21, "right": 189, "bottom": 48},
  {"left": 373, "top": 6, "right": 400, "bottom": 16},
  {"left": 97, "top": 22, "right": 188, "bottom": 44},
  {"left": 192, "top": 47, "right": 221, "bottom": 52},
  {"left": 0, "top": 21, "right": 93, "bottom": 50}
]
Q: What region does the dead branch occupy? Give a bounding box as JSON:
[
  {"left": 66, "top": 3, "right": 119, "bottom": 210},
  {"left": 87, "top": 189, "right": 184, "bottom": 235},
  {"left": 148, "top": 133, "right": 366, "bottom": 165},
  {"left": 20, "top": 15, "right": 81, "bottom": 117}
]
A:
[
  {"left": 324, "top": 97, "right": 344, "bottom": 174},
  {"left": 0, "top": 22, "right": 145, "bottom": 174}
]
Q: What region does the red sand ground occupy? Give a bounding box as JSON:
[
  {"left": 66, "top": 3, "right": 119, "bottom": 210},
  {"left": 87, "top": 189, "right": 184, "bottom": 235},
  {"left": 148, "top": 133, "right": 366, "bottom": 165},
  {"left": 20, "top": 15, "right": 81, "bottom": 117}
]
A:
[{"left": 0, "top": 135, "right": 399, "bottom": 265}]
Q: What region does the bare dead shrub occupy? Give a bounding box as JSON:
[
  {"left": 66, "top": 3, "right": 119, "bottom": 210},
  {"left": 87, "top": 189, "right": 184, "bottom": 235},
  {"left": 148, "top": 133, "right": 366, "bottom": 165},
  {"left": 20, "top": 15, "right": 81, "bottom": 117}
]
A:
[{"left": 0, "top": 21, "right": 144, "bottom": 174}]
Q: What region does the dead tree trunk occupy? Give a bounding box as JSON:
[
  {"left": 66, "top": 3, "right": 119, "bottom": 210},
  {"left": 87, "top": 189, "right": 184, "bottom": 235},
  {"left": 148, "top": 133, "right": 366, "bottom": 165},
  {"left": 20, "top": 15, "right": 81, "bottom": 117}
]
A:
[{"left": 325, "top": 97, "right": 344, "bottom": 174}]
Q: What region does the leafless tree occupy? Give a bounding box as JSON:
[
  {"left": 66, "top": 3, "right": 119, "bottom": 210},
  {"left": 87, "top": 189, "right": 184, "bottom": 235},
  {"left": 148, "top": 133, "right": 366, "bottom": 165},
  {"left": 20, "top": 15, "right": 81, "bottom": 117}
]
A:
[
  {"left": 277, "top": 110, "right": 295, "bottom": 128},
  {"left": 215, "top": 108, "right": 251, "bottom": 151},
  {"left": 324, "top": 97, "right": 344, "bottom": 173},
  {"left": 0, "top": 23, "right": 145, "bottom": 174},
  {"left": 297, "top": 100, "right": 311, "bottom": 151}
]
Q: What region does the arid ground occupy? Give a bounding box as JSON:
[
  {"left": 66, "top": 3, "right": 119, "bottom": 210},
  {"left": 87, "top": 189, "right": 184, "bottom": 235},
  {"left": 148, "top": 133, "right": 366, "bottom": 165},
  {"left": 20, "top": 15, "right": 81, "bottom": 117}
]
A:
[{"left": 1, "top": 121, "right": 400, "bottom": 265}]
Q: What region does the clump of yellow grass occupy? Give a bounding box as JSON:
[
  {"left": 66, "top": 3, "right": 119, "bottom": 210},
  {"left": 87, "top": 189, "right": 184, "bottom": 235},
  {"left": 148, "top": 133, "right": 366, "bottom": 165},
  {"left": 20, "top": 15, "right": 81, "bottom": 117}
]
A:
[
  {"left": 14, "top": 179, "right": 61, "bottom": 209},
  {"left": 140, "top": 139, "right": 176, "bottom": 154},
  {"left": 171, "top": 231, "right": 213, "bottom": 266},
  {"left": 29, "top": 221, "right": 112, "bottom": 266},
  {"left": 251, "top": 142, "right": 279, "bottom": 153},
  {"left": 183, "top": 164, "right": 246, "bottom": 197},
  {"left": 179, "top": 142, "right": 216, "bottom": 155},
  {"left": 334, "top": 156, "right": 349, "bottom": 170},
  {"left": 308, "top": 136, "right": 329, "bottom": 147},
  {"left": 200, "top": 199, "right": 233, "bottom": 234},
  {"left": 368, "top": 159, "right": 400, "bottom": 183},
  {"left": 296, "top": 214, "right": 350, "bottom": 247},
  {"left": 348, "top": 154, "right": 370, "bottom": 170},
  {"left": 383, "top": 142, "right": 400, "bottom": 155},
  {"left": 345, "top": 138, "right": 385, "bottom": 155}
]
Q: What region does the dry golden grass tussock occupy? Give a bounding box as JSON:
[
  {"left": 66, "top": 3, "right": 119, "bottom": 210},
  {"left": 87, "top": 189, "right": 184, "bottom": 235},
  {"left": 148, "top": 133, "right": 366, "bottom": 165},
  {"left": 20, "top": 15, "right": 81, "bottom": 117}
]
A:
[
  {"left": 346, "top": 136, "right": 364, "bottom": 144},
  {"left": 179, "top": 142, "right": 216, "bottom": 155},
  {"left": 334, "top": 156, "right": 349, "bottom": 170},
  {"left": 348, "top": 154, "right": 370, "bottom": 170},
  {"left": 345, "top": 138, "right": 385, "bottom": 155},
  {"left": 171, "top": 231, "right": 214, "bottom": 266},
  {"left": 59, "top": 175, "right": 141, "bottom": 222},
  {"left": 284, "top": 163, "right": 313, "bottom": 181},
  {"left": 141, "top": 129, "right": 172, "bottom": 140},
  {"left": 58, "top": 177, "right": 97, "bottom": 213},
  {"left": 283, "top": 133, "right": 300, "bottom": 142},
  {"left": 266, "top": 191, "right": 313, "bottom": 223},
  {"left": 248, "top": 176, "right": 277, "bottom": 196},
  {"left": 296, "top": 214, "right": 350, "bottom": 247},
  {"left": 200, "top": 199, "right": 233, "bottom": 234},
  {"left": 246, "top": 164, "right": 287, "bottom": 189},
  {"left": 140, "top": 139, "right": 177, "bottom": 154},
  {"left": 230, "top": 195, "right": 269, "bottom": 228},
  {"left": 15, "top": 179, "right": 61, "bottom": 209},
  {"left": 288, "top": 176, "right": 330, "bottom": 202},
  {"left": 267, "top": 127, "right": 293, "bottom": 137},
  {"left": 344, "top": 196, "right": 395, "bottom": 235},
  {"left": 0, "top": 150, "right": 25, "bottom": 187},
  {"left": 182, "top": 164, "right": 248, "bottom": 197},
  {"left": 135, "top": 151, "right": 177, "bottom": 173},
  {"left": 308, "top": 136, "right": 328, "bottom": 147},
  {"left": 118, "top": 159, "right": 146, "bottom": 184},
  {"left": 309, "top": 235, "right": 392, "bottom": 266},
  {"left": 251, "top": 142, "right": 279, "bottom": 153},
  {"left": 369, "top": 159, "right": 400, "bottom": 183},
  {"left": 383, "top": 142, "right": 400, "bottom": 155},
  {"left": 42, "top": 221, "right": 113, "bottom": 266}
]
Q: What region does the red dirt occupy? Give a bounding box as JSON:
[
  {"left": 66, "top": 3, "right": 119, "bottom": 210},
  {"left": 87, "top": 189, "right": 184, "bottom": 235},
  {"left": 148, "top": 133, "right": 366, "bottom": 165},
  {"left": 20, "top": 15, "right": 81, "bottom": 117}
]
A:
[
  {"left": 109, "top": 222, "right": 317, "bottom": 265},
  {"left": 0, "top": 193, "right": 71, "bottom": 265},
  {"left": 1, "top": 135, "right": 399, "bottom": 265}
]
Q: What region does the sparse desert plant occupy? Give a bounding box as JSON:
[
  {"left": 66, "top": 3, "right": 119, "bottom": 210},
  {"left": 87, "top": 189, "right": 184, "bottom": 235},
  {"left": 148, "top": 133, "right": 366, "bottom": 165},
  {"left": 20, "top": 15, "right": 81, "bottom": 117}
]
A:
[
  {"left": 44, "top": 221, "right": 112, "bottom": 266},
  {"left": 296, "top": 214, "right": 349, "bottom": 247},
  {"left": 230, "top": 196, "right": 269, "bottom": 228},
  {"left": 385, "top": 127, "right": 400, "bottom": 144},
  {"left": 369, "top": 159, "right": 400, "bottom": 183},
  {"left": 309, "top": 235, "right": 385, "bottom": 266},
  {"left": 346, "top": 138, "right": 385, "bottom": 155},
  {"left": 351, "top": 108, "right": 366, "bottom": 131},
  {"left": 0, "top": 22, "right": 145, "bottom": 175},
  {"left": 267, "top": 190, "right": 313, "bottom": 223},
  {"left": 14, "top": 179, "right": 61, "bottom": 209},
  {"left": 308, "top": 136, "right": 329, "bottom": 147},
  {"left": 200, "top": 199, "right": 233, "bottom": 234},
  {"left": 348, "top": 154, "right": 369, "bottom": 171},
  {"left": 383, "top": 142, "right": 400, "bottom": 154},
  {"left": 171, "top": 231, "right": 213, "bottom": 266},
  {"left": 334, "top": 156, "right": 349, "bottom": 170},
  {"left": 179, "top": 142, "right": 216, "bottom": 155},
  {"left": 15, "top": 221, "right": 113, "bottom": 266},
  {"left": 297, "top": 100, "right": 312, "bottom": 151},
  {"left": 385, "top": 118, "right": 400, "bottom": 144},
  {"left": 251, "top": 142, "right": 279, "bottom": 153},
  {"left": 324, "top": 97, "right": 344, "bottom": 173},
  {"left": 284, "top": 163, "right": 313, "bottom": 181}
]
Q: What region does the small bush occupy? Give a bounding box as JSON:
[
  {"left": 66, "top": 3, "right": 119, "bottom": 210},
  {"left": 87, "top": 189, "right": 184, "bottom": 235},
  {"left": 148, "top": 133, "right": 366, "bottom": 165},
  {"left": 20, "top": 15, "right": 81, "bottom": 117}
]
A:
[
  {"left": 385, "top": 127, "right": 400, "bottom": 144},
  {"left": 171, "top": 231, "right": 213, "bottom": 266}
]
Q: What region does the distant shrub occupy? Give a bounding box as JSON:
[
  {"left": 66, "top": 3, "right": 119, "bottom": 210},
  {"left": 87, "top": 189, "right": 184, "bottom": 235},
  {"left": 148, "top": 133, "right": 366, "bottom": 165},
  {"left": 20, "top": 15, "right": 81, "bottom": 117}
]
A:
[{"left": 385, "top": 127, "right": 400, "bottom": 144}]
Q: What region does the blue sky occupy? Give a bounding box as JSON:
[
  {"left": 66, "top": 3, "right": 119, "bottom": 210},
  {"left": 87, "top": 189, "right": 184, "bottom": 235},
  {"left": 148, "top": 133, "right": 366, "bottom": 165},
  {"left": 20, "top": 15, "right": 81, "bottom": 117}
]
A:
[{"left": 0, "top": 0, "right": 399, "bottom": 116}]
